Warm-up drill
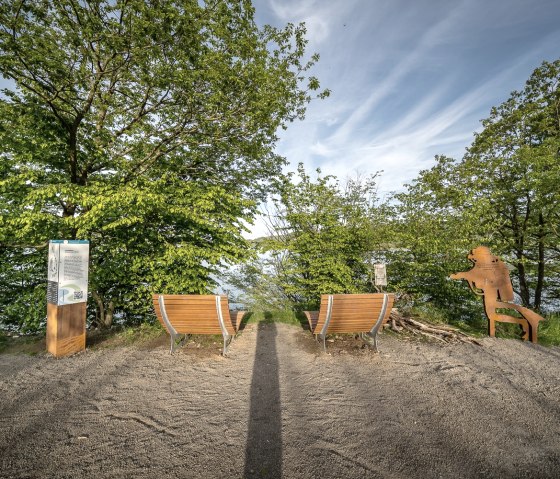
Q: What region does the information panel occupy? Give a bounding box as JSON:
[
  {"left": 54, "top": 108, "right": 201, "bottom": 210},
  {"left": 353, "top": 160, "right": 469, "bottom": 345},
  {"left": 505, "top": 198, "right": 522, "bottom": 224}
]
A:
[
  {"left": 47, "top": 240, "right": 89, "bottom": 306},
  {"left": 374, "top": 264, "right": 387, "bottom": 286}
]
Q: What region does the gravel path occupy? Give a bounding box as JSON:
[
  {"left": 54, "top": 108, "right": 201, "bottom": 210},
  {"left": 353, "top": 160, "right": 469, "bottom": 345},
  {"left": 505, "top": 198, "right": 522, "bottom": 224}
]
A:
[{"left": 1, "top": 322, "right": 559, "bottom": 478}]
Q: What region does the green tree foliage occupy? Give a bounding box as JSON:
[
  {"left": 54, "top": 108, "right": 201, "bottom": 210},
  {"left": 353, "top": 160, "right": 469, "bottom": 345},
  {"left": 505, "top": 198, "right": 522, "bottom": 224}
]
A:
[
  {"left": 463, "top": 59, "right": 560, "bottom": 309},
  {"left": 386, "top": 156, "right": 488, "bottom": 320},
  {"left": 391, "top": 59, "right": 560, "bottom": 314},
  {"left": 223, "top": 254, "right": 293, "bottom": 314},
  {"left": 0, "top": 0, "right": 328, "bottom": 329},
  {"left": 256, "top": 164, "right": 381, "bottom": 310}
]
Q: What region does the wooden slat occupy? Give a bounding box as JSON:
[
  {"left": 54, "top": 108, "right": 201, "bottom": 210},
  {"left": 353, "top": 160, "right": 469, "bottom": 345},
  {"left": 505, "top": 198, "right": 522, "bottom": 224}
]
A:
[
  {"left": 328, "top": 311, "right": 387, "bottom": 318},
  {"left": 158, "top": 302, "right": 218, "bottom": 308},
  {"left": 310, "top": 294, "right": 394, "bottom": 334},
  {"left": 328, "top": 293, "right": 381, "bottom": 298},
  {"left": 152, "top": 294, "right": 236, "bottom": 337},
  {"left": 47, "top": 303, "right": 86, "bottom": 358},
  {"left": 163, "top": 310, "right": 217, "bottom": 317},
  {"left": 230, "top": 311, "right": 247, "bottom": 332},
  {"left": 305, "top": 311, "right": 319, "bottom": 331},
  {"left": 153, "top": 294, "right": 220, "bottom": 300},
  {"left": 175, "top": 326, "right": 223, "bottom": 334}
]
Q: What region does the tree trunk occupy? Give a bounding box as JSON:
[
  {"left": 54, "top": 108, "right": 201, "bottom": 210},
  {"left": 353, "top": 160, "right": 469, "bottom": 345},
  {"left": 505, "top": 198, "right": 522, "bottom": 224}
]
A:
[
  {"left": 516, "top": 254, "right": 531, "bottom": 308},
  {"left": 92, "top": 291, "right": 115, "bottom": 329},
  {"left": 508, "top": 205, "right": 530, "bottom": 307},
  {"left": 69, "top": 126, "right": 78, "bottom": 184},
  {"left": 534, "top": 212, "right": 546, "bottom": 311},
  {"left": 513, "top": 217, "right": 531, "bottom": 307}
]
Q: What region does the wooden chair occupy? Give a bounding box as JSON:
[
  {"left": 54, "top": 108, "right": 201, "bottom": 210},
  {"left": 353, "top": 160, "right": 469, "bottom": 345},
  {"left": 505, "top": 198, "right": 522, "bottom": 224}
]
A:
[
  {"left": 152, "top": 294, "right": 247, "bottom": 354},
  {"left": 304, "top": 293, "right": 395, "bottom": 352}
]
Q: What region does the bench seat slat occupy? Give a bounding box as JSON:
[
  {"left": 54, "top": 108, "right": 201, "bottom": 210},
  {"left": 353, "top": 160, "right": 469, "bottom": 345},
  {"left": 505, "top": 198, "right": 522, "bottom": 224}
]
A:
[
  {"left": 152, "top": 294, "right": 245, "bottom": 354},
  {"left": 306, "top": 293, "right": 395, "bottom": 351}
]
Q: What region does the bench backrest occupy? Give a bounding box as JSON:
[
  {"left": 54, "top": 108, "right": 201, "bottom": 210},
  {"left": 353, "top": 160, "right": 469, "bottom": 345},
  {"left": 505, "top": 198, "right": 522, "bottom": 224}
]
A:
[
  {"left": 152, "top": 294, "right": 235, "bottom": 336},
  {"left": 314, "top": 293, "right": 394, "bottom": 335}
]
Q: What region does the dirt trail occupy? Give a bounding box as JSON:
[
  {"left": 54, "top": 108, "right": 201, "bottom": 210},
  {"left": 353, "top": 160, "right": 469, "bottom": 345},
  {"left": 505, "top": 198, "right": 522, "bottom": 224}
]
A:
[{"left": 1, "top": 323, "right": 559, "bottom": 478}]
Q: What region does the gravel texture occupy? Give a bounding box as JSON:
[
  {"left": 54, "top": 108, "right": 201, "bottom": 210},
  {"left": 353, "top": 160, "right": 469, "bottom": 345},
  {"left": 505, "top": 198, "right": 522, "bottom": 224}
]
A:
[{"left": 1, "top": 322, "right": 559, "bottom": 479}]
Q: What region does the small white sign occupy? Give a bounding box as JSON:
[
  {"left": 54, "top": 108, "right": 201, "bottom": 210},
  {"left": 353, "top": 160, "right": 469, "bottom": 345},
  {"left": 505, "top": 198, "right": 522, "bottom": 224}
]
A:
[
  {"left": 374, "top": 264, "right": 387, "bottom": 286},
  {"left": 48, "top": 242, "right": 60, "bottom": 283},
  {"left": 48, "top": 240, "right": 89, "bottom": 305}
]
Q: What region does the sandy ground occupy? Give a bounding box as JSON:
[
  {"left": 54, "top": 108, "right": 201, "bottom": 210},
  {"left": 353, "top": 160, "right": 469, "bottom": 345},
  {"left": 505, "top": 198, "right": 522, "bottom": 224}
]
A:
[{"left": 1, "top": 322, "right": 559, "bottom": 479}]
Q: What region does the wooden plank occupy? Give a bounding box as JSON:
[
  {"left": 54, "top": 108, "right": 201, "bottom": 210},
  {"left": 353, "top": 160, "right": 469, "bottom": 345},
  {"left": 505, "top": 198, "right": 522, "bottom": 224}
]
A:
[
  {"left": 161, "top": 303, "right": 217, "bottom": 309},
  {"left": 329, "top": 311, "right": 383, "bottom": 318},
  {"left": 164, "top": 296, "right": 216, "bottom": 306},
  {"left": 52, "top": 334, "right": 86, "bottom": 357},
  {"left": 161, "top": 311, "right": 217, "bottom": 319},
  {"left": 175, "top": 327, "right": 222, "bottom": 334},
  {"left": 46, "top": 302, "right": 86, "bottom": 358},
  {"left": 230, "top": 311, "right": 247, "bottom": 332},
  {"left": 152, "top": 294, "right": 236, "bottom": 338},
  {"left": 326, "top": 293, "right": 387, "bottom": 299},
  {"left": 312, "top": 294, "right": 394, "bottom": 335}
]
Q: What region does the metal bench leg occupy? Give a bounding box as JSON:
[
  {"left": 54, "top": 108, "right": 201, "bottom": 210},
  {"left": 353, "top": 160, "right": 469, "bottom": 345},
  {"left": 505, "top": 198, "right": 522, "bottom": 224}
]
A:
[
  {"left": 369, "top": 332, "right": 379, "bottom": 353},
  {"left": 216, "top": 296, "right": 233, "bottom": 356},
  {"left": 170, "top": 333, "right": 190, "bottom": 354},
  {"left": 222, "top": 334, "right": 232, "bottom": 356},
  {"left": 178, "top": 334, "right": 189, "bottom": 349},
  {"left": 160, "top": 295, "right": 182, "bottom": 355},
  {"left": 319, "top": 334, "right": 327, "bottom": 353},
  {"left": 318, "top": 295, "right": 333, "bottom": 353},
  {"left": 363, "top": 293, "right": 388, "bottom": 353},
  {"left": 362, "top": 332, "right": 379, "bottom": 352}
]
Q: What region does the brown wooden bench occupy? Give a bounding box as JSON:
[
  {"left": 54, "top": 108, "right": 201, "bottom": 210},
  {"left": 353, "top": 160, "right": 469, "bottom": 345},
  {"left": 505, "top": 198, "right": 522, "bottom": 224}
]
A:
[
  {"left": 304, "top": 293, "right": 395, "bottom": 352},
  {"left": 152, "top": 294, "right": 247, "bottom": 354}
]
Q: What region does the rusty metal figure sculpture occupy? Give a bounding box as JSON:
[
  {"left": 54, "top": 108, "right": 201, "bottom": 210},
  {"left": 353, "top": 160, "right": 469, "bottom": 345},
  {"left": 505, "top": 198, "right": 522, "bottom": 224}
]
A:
[{"left": 451, "top": 246, "right": 545, "bottom": 343}]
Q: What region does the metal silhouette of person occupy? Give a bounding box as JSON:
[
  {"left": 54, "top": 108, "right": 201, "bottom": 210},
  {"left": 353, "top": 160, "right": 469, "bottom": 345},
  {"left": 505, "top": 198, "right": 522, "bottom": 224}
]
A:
[{"left": 451, "top": 246, "right": 545, "bottom": 343}]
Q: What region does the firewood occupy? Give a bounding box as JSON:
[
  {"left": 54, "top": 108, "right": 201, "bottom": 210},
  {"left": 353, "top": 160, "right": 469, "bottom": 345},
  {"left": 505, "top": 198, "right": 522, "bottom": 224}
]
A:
[{"left": 385, "top": 309, "right": 482, "bottom": 346}]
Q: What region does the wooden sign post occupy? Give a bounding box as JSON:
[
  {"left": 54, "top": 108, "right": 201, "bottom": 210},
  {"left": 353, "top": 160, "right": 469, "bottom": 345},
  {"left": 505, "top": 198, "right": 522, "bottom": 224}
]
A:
[{"left": 46, "top": 240, "right": 89, "bottom": 357}]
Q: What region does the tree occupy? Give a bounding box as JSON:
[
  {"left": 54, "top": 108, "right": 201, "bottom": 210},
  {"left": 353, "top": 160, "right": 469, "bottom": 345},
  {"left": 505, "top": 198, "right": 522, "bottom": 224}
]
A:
[
  {"left": 260, "top": 164, "right": 381, "bottom": 309},
  {"left": 391, "top": 59, "right": 560, "bottom": 314},
  {"left": 0, "top": 0, "right": 328, "bottom": 329},
  {"left": 463, "top": 59, "right": 560, "bottom": 309},
  {"left": 387, "top": 156, "right": 488, "bottom": 320}
]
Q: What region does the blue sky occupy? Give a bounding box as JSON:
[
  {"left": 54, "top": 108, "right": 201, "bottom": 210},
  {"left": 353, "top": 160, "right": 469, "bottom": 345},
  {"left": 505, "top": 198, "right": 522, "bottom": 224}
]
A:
[{"left": 252, "top": 0, "right": 560, "bottom": 213}]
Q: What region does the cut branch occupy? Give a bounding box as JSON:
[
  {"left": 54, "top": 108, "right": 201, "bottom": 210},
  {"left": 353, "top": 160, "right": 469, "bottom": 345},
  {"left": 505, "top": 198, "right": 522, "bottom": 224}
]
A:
[{"left": 385, "top": 309, "right": 483, "bottom": 346}]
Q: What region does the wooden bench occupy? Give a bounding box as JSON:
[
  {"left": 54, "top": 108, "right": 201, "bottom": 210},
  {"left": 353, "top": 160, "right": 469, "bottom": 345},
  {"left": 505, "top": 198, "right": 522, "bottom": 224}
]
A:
[
  {"left": 304, "top": 293, "right": 395, "bottom": 352},
  {"left": 152, "top": 294, "right": 247, "bottom": 354}
]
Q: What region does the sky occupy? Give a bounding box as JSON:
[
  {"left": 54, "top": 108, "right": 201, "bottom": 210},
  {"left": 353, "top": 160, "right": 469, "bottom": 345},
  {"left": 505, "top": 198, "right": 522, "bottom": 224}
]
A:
[{"left": 248, "top": 0, "right": 560, "bottom": 236}]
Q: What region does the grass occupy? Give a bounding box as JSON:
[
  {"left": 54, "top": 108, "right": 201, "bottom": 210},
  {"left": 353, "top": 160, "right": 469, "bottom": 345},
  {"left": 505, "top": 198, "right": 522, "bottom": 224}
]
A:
[
  {"left": 112, "top": 322, "right": 165, "bottom": 345},
  {"left": 85, "top": 322, "right": 168, "bottom": 350},
  {"left": 0, "top": 331, "right": 45, "bottom": 355},
  {"left": 538, "top": 313, "right": 560, "bottom": 346},
  {"left": 0, "top": 322, "right": 169, "bottom": 355},
  {"left": 411, "top": 303, "right": 489, "bottom": 338},
  {"left": 2, "top": 307, "right": 559, "bottom": 355},
  {"left": 410, "top": 302, "right": 560, "bottom": 346},
  {"left": 241, "top": 309, "right": 305, "bottom": 328}
]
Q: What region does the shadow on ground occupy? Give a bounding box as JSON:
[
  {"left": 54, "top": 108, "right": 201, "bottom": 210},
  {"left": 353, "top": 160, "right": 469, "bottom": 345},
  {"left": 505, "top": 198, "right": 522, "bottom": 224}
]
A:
[{"left": 244, "top": 322, "right": 282, "bottom": 478}]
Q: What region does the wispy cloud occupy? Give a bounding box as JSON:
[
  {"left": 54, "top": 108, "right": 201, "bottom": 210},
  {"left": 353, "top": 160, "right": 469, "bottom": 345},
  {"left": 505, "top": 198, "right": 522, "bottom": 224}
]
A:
[
  {"left": 246, "top": 0, "right": 560, "bottom": 236},
  {"left": 328, "top": 3, "right": 467, "bottom": 147},
  {"left": 267, "top": 0, "right": 357, "bottom": 46}
]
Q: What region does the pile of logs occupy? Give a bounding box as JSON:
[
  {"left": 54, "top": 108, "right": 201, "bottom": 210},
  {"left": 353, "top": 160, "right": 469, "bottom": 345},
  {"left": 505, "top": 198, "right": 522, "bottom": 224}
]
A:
[{"left": 385, "top": 309, "right": 482, "bottom": 345}]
